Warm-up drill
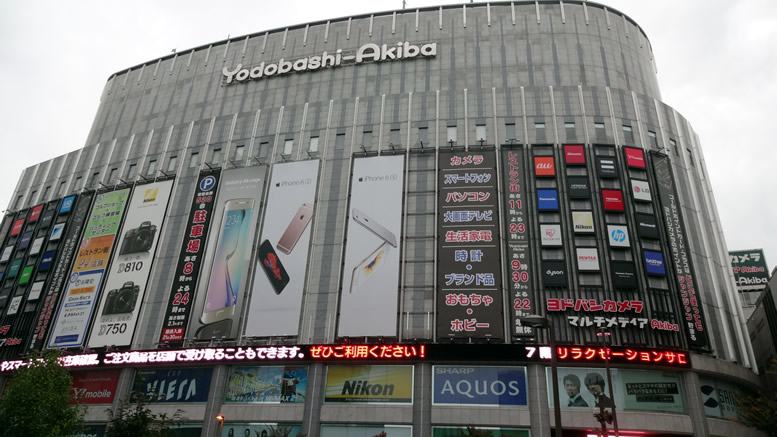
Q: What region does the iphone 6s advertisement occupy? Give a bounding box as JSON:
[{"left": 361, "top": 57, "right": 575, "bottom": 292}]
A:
[
  {"left": 338, "top": 155, "right": 404, "bottom": 337},
  {"left": 245, "top": 160, "right": 320, "bottom": 337},
  {"left": 188, "top": 166, "right": 267, "bottom": 341}
]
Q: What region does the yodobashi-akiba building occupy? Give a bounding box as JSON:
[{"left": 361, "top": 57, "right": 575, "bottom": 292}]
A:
[{"left": 0, "top": 2, "right": 762, "bottom": 437}]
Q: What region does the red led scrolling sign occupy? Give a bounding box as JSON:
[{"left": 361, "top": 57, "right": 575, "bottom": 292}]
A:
[{"left": 0, "top": 344, "right": 690, "bottom": 372}]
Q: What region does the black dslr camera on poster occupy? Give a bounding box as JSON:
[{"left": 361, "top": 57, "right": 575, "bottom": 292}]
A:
[
  {"left": 103, "top": 281, "right": 140, "bottom": 315},
  {"left": 120, "top": 221, "right": 157, "bottom": 255}
]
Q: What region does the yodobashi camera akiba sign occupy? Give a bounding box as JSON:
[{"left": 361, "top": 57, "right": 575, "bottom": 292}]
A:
[
  {"left": 729, "top": 249, "right": 769, "bottom": 291},
  {"left": 88, "top": 180, "right": 174, "bottom": 348},
  {"left": 48, "top": 189, "right": 130, "bottom": 349},
  {"left": 223, "top": 41, "right": 437, "bottom": 84}
]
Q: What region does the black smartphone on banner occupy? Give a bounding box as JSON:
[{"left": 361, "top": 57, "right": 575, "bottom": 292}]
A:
[{"left": 259, "top": 239, "right": 290, "bottom": 294}]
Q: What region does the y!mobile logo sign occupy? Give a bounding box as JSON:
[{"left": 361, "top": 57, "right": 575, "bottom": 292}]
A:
[
  {"left": 624, "top": 147, "right": 646, "bottom": 168},
  {"left": 224, "top": 41, "right": 437, "bottom": 84}
]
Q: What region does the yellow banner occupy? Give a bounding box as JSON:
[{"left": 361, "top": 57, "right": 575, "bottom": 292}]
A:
[{"left": 324, "top": 365, "right": 413, "bottom": 403}]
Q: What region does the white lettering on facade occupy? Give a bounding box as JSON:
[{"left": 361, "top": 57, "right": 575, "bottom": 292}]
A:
[{"left": 224, "top": 41, "right": 437, "bottom": 84}]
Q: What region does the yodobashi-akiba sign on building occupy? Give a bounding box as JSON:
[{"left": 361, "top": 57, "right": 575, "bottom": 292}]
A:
[{"left": 223, "top": 41, "right": 437, "bottom": 84}]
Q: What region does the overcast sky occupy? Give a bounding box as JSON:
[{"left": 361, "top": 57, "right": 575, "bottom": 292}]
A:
[{"left": 1, "top": 0, "right": 775, "bottom": 269}]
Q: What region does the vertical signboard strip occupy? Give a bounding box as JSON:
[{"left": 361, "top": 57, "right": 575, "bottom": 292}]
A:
[
  {"left": 88, "top": 180, "right": 174, "bottom": 347},
  {"left": 245, "top": 160, "right": 320, "bottom": 337},
  {"left": 338, "top": 155, "right": 404, "bottom": 337},
  {"left": 651, "top": 154, "right": 710, "bottom": 350},
  {"left": 502, "top": 147, "right": 534, "bottom": 337},
  {"left": 437, "top": 151, "right": 504, "bottom": 340},
  {"left": 27, "top": 194, "right": 93, "bottom": 352},
  {"left": 188, "top": 166, "right": 268, "bottom": 341},
  {"left": 160, "top": 171, "right": 220, "bottom": 344},
  {"left": 47, "top": 189, "right": 131, "bottom": 348}
]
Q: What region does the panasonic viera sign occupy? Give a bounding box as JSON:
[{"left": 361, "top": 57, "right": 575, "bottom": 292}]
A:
[{"left": 223, "top": 41, "right": 437, "bottom": 84}]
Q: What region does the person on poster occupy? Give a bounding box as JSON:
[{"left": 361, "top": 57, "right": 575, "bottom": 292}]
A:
[
  {"left": 585, "top": 372, "right": 613, "bottom": 408},
  {"left": 281, "top": 368, "right": 301, "bottom": 402},
  {"left": 563, "top": 374, "right": 588, "bottom": 407}
]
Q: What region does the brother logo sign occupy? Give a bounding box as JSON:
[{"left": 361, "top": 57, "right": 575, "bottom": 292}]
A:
[{"left": 224, "top": 41, "right": 437, "bottom": 84}]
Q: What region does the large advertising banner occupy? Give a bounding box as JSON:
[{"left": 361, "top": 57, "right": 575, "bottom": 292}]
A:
[
  {"left": 159, "top": 171, "right": 220, "bottom": 343},
  {"left": 88, "top": 180, "right": 173, "bottom": 348},
  {"left": 437, "top": 151, "right": 503, "bottom": 340},
  {"left": 548, "top": 367, "right": 687, "bottom": 414},
  {"left": 547, "top": 367, "right": 620, "bottom": 410},
  {"left": 223, "top": 424, "right": 303, "bottom": 437},
  {"left": 48, "top": 189, "right": 130, "bottom": 348},
  {"left": 620, "top": 369, "right": 685, "bottom": 414},
  {"left": 320, "top": 425, "right": 411, "bottom": 437},
  {"left": 188, "top": 167, "right": 267, "bottom": 341},
  {"left": 132, "top": 367, "right": 213, "bottom": 403},
  {"left": 501, "top": 147, "right": 534, "bottom": 338},
  {"left": 432, "top": 365, "right": 527, "bottom": 406},
  {"left": 699, "top": 376, "right": 750, "bottom": 420},
  {"left": 225, "top": 365, "right": 307, "bottom": 403},
  {"left": 729, "top": 249, "right": 769, "bottom": 291},
  {"left": 324, "top": 365, "right": 413, "bottom": 403},
  {"left": 246, "top": 160, "right": 320, "bottom": 337},
  {"left": 70, "top": 370, "right": 121, "bottom": 404},
  {"left": 433, "top": 428, "right": 528, "bottom": 437},
  {"left": 28, "top": 194, "right": 93, "bottom": 352},
  {"left": 652, "top": 154, "right": 710, "bottom": 350},
  {"left": 338, "top": 155, "right": 404, "bottom": 337}
]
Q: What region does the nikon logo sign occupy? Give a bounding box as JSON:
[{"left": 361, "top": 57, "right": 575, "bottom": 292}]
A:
[{"left": 223, "top": 41, "right": 437, "bottom": 84}]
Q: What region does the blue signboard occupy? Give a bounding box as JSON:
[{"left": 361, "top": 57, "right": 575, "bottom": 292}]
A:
[
  {"left": 536, "top": 189, "right": 559, "bottom": 211},
  {"left": 38, "top": 250, "right": 56, "bottom": 271},
  {"left": 132, "top": 368, "right": 213, "bottom": 403},
  {"left": 433, "top": 366, "right": 528, "bottom": 406},
  {"left": 643, "top": 250, "right": 666, "bottom": 276},
  {"left": 59, "top": 195, "right": 76, "bottom": 214},
  {"left": 18, "top": 231, "right": 33, "bottom": 250}
]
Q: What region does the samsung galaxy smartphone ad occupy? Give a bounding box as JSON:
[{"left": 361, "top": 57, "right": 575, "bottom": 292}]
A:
[
  {"left": 48, "top": 189, "right": 130, "bottom": 348},
  {"left": 88, "top": 180, "right": 173, "bottom": 348},
  {"left": 188, "top": 166, "right": 267, "bottom": 341},
  {"left": 245, "top": 160, "right": 319, "bottom": 337},
  {"left": 338, "top": 155, "right": 404, "bottom": 337}
]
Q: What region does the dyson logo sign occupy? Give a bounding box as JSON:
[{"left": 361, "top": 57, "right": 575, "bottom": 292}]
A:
[{"left": 224, "top": 41, "right": 437, "bottom": 84}]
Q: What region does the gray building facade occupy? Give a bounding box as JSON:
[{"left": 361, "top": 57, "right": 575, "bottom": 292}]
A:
[{"left": 0, "top": 2, "right": 763, "bottom": 436}]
